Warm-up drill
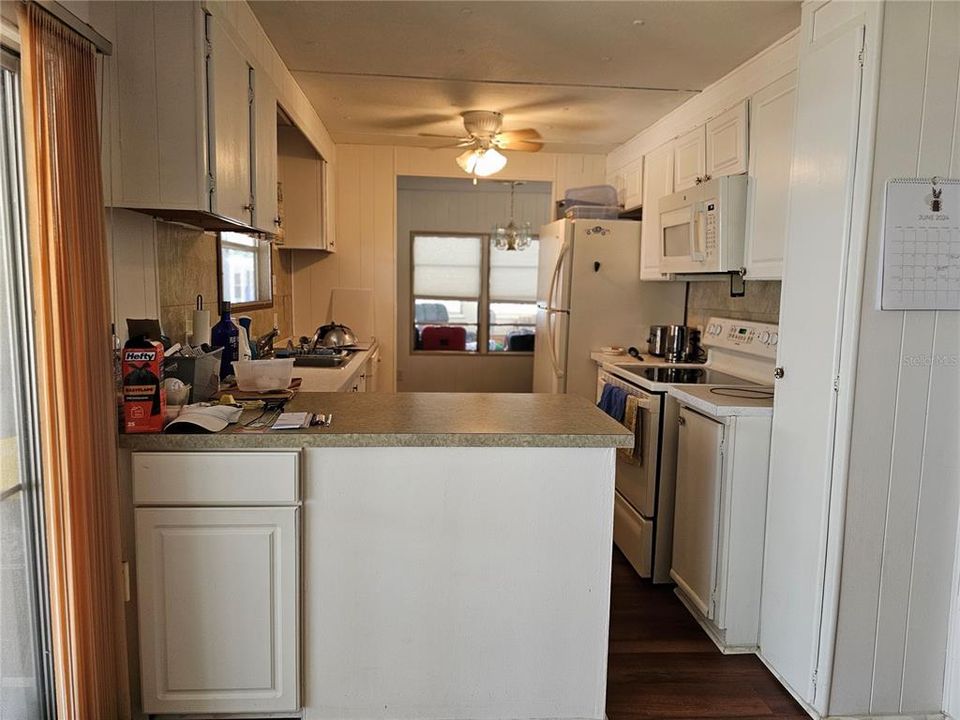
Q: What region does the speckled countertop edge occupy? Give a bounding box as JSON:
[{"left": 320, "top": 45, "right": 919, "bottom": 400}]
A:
[{"left": 117, "top": 431, "right": 632, "bottom": 450}]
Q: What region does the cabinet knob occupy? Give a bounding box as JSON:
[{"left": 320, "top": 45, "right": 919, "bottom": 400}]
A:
[
  {"left": 243, "top": 203, "right": 255, "bottom": 212},
  {"left": 774, "top": 367, "right": 785, "bottom": 380},
  {"left": 678, "top": 415, "right": 686, "bottom": 426}
]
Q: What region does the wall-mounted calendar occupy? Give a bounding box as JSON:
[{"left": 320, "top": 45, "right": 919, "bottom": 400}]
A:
[{"left": 880, "top": 178, "right": 960, "bottom": 311}]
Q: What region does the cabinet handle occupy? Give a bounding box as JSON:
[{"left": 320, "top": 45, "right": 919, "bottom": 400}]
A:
[
  {"left": 774, "top": 367, "right": 785, "bottom": 380},
  {"left": 243, "top": 203, "right": 255, "bottom": 212},
  {"left": 678, "top": 415, "right": 686, "bottom": 426}
]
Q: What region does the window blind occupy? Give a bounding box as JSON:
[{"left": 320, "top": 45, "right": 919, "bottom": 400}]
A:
[
  {"left": 489, "top": 238, "right": 539, "bottom": 302},
  {"left": 413, "top": 235, "right": 482, "bottom": 299}
]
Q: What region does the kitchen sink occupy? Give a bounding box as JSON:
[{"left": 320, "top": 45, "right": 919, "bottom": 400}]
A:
[{"left": 293, "top": 355, "right": 349, "bottom": 368}]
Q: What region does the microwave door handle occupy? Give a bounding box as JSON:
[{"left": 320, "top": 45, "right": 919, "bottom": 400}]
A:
[{"left": 691, "top": 205, "right": 706, "bottom": 262}]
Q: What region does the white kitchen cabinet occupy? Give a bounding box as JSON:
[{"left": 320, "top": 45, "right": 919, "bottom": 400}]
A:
[
  {"left": 111, "top": 1, "right": 207, "bottom": 212},
  {"left": 706, "top": 100, "right": 750, "bottom": 179},
  {"left": 135, "top": 506, "right": 299, "bottom": 715},
  {"left": 208, "top": 15, "right": 253, "bottom": 227},
  {"left": 672, "top": 407, "right": 723, "bottom": 620},
  {"left": 761, "top": 17, "right": 870, "bottom": 709},
  {"left": 606, "top": 170, "right": 625, "bottom": 208},
  {"left": 253, "top": 74, "right": 280, "bottom": 233},
  {"left": 674, "top": 126, "right": 707, "bottom": 191},
  {"left": 744, "top": 73, "right": 797, "bottom": 279},
  {"left": 640, "top": 141, "right": 675, "bottom": 280},
  {"left": 110, "top": 2, "right": 277, "bottom": 233},
  {"left": 672, "top": 405, "right": 772, "bottom": 651},
  {"left": 277, "top": 125, "right": 332, "bottom": 250},
  {"left": 622, "top": 157, "right": 644, "bottom": 211}
]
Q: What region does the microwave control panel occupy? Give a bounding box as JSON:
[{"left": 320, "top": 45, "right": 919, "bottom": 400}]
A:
[
  {"left": 702, "top": 317, "right": 779, "bottom": 358},
  {"left": 703, "top": 201, "right": 718, "bottom": 258}
]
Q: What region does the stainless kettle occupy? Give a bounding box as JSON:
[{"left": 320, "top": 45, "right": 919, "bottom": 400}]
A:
[
  {"left": 312, "top": 322, "right": 358, "bottom": 349},
  {"left": 647, "top": 325, "right": 669, "bottom": 357}
]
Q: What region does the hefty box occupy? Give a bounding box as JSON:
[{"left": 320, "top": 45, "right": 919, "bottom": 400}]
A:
[{"left": 122, "top": 338, "right": 166, "bottom": 433}]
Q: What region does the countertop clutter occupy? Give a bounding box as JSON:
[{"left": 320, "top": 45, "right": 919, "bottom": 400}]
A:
[{"left": 118, "top": 392, "right": 633, "bottom": 449}]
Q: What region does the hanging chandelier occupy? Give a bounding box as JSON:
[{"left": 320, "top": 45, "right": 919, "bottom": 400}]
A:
[{"left": 492, "top": 181, "right": 533, "bottom": 252}]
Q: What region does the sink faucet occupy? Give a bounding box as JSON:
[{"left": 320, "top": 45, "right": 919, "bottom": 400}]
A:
[{"left": 256, "top": 328, "right": 280, "bottom": 358}]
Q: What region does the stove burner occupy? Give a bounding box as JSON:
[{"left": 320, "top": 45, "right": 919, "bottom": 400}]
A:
[{"left": 614, "top": 364, "right": 757, "bottom": 386}]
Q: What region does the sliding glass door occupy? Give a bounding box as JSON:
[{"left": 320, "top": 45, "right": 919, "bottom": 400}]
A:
[{"left": 0, "top": 48, "right": 55, "bottom": 720}]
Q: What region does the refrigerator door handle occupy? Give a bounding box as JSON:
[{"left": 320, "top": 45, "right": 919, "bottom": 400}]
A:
[
  {"left": 547, "top": 308, "right": 564, "bottom": 379},
  {"left": 546, "top": 242, "right": 570, "bottom": 313}
]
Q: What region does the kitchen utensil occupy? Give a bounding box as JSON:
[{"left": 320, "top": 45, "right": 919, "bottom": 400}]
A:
[
  {"left": 312, "top": 322, "right": 359, "bottom": 349},
  {"left": 647, "top": 325, "right": 669, "bottom": 357},
  {"left": 192, "top": 294, "right": 211, "bottom": 346},
  {"left": 665, "top": 325, "right": 689, "bottom": 363},
  {"left": 232, "top": 358, "right": 295, "bottom": 392}
]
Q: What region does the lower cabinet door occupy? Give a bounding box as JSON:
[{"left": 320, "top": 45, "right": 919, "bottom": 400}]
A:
[
  {"left": 671, "top": 407, "right": 724, "bottom": 620},
  {"left": 135, "top": 506, "right": 299, "bottom": 714}
]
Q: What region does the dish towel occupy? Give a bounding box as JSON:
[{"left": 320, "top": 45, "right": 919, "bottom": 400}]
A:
[{"left": 597, "top": 383, "right": 628, "bottom": 423}]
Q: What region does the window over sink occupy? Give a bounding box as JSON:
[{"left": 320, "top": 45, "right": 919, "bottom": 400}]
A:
[
  {"left": 411, "top": 232, "right": 538, "bottom": 353},
  {"left": 218, "top": 231, "right": 273, "bottom": 310}
]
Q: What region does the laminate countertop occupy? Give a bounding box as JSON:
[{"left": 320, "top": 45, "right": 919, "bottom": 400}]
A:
[{"left": 117, "top": 392, "right": 633, "bottom": 450}]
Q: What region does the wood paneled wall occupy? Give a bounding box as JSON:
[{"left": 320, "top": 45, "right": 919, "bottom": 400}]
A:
[
  {"left": 290, "top": 146, "right": 606, "bottom": 392},
  {"left": 829, "top": 2, "right": 960, "bottom": 714}
]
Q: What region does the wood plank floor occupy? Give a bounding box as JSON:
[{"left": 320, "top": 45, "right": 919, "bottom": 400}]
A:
[{"left": 606, "top": 549, "right": 809, "bottom": 720}]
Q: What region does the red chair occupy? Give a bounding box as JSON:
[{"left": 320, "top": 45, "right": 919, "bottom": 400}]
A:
[{"left": 421, "top": 326, "right": 466, "bottom": 351}]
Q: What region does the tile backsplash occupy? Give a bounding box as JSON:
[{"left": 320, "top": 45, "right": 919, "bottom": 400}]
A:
[
  {"left": 685, "top": 280, "right": 781, "bottom": 330},
  {"left": 156, "top": 221, "right": 293, "bottom": 345}
]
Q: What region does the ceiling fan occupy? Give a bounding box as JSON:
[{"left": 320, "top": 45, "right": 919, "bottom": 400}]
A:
[{"left": 421, "top": 110, "right": 544, "bottom": 178}]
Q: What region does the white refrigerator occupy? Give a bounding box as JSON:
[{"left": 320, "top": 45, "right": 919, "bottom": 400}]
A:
[{"left": 533, "top": 219, "right": 686, "bottom": 399}]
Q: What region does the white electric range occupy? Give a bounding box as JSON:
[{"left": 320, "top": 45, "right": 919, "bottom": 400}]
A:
[{"left": 594, "top": 317, "right": 778, "bottom": 584}]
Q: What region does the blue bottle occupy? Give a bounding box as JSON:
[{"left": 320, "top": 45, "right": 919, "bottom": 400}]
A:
[{"left": 210, "top": 301, "right": 239, "bottom": 380}]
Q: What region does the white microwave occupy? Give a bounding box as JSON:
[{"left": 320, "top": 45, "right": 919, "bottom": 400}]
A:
[{"left": 657, "top": 175, "right": 748, "bottom": 274}]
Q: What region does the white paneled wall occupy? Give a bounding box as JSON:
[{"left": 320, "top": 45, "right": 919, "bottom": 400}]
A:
[
  {"left": 396, "top": 178, "right": 551, "bottom": 392},
  {"left": 829, "top": 1, "right": 960, "bottom": 715}
]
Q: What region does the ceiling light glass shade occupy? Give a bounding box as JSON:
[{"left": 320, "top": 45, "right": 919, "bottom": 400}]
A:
[
  {"left": 456, "top": 148, "right": 478, "bottom": 173},
  {"left": 456, "top": 147, "right": 507, "bottom": 177},
  {"left": 473, "top": 147, "right": 507, "bottom": 176},
  {"left": 492, "top": 220, "right": 533, "bottom": 252}
]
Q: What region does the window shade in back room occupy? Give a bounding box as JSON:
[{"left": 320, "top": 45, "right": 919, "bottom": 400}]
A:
[
  {"left": 489, "top": 239, "right": 539, "bottom": 302},
  {"left": 413, "top": 235, "right": 481, "bottom": 299}
]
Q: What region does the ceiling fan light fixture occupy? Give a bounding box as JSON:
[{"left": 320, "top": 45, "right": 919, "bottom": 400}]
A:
[
  {"left": 456, "top": 147, "right": 507, "bottom": 178},
  {"left": 472, "top": 147, "right": 507, "bottom": 177}
]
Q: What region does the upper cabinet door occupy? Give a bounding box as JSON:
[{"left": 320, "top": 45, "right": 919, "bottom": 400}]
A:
[
  {"left": 674, "top": 126, "right": 706, "bottom": 191},
  {"left": 640, "top": 140, "right": 675, "bottom": 280},
  {"left": 207, "top": 15, "right": 253, "bottom": 225},
  {"left": 252, "top": 74, "right": 278, "bottom": 234},
  {"left": 745, "top": 73, "right": 797, "bottom": 279},
  {"left": 706, "top": 100, "right": 749, "bottom": 178},
  {"left": 622, "top": 157, "right": 644, "bottom": 211}
]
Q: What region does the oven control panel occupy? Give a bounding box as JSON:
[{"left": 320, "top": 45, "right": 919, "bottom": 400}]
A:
[{"left": 701, "top": 317, "right": 779, "bottom": 358}]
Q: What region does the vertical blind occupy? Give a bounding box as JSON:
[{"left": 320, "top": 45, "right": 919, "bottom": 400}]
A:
[{"left": 19, "top": 4, "right": 129, "bottom": 718}]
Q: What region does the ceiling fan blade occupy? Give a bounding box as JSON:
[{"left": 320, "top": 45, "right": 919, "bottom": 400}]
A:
[
  {"left": 495, "top": 128, "right": 542, "bottom": 142},
  {"left": 498, "top": 139, "right": 544, "bottom": 153},
  {"left": 418, "top": 132, "right": 472, "bottom": 140},
  {"left": 429, "top": 142, "right": 473, "bottom": 150}
]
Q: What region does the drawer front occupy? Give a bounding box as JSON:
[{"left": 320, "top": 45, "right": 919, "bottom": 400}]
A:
[
  {"left": 133, "top": 451, "right": 299, "bottom": 506},
  {"left": 613, "top": 492, "right": 653, "bottom": 578}
]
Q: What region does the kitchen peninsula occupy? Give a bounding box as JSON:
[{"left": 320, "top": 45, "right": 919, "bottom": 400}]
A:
[{"left": 119, "top": 393, "right": 630, "bottom": 719}]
